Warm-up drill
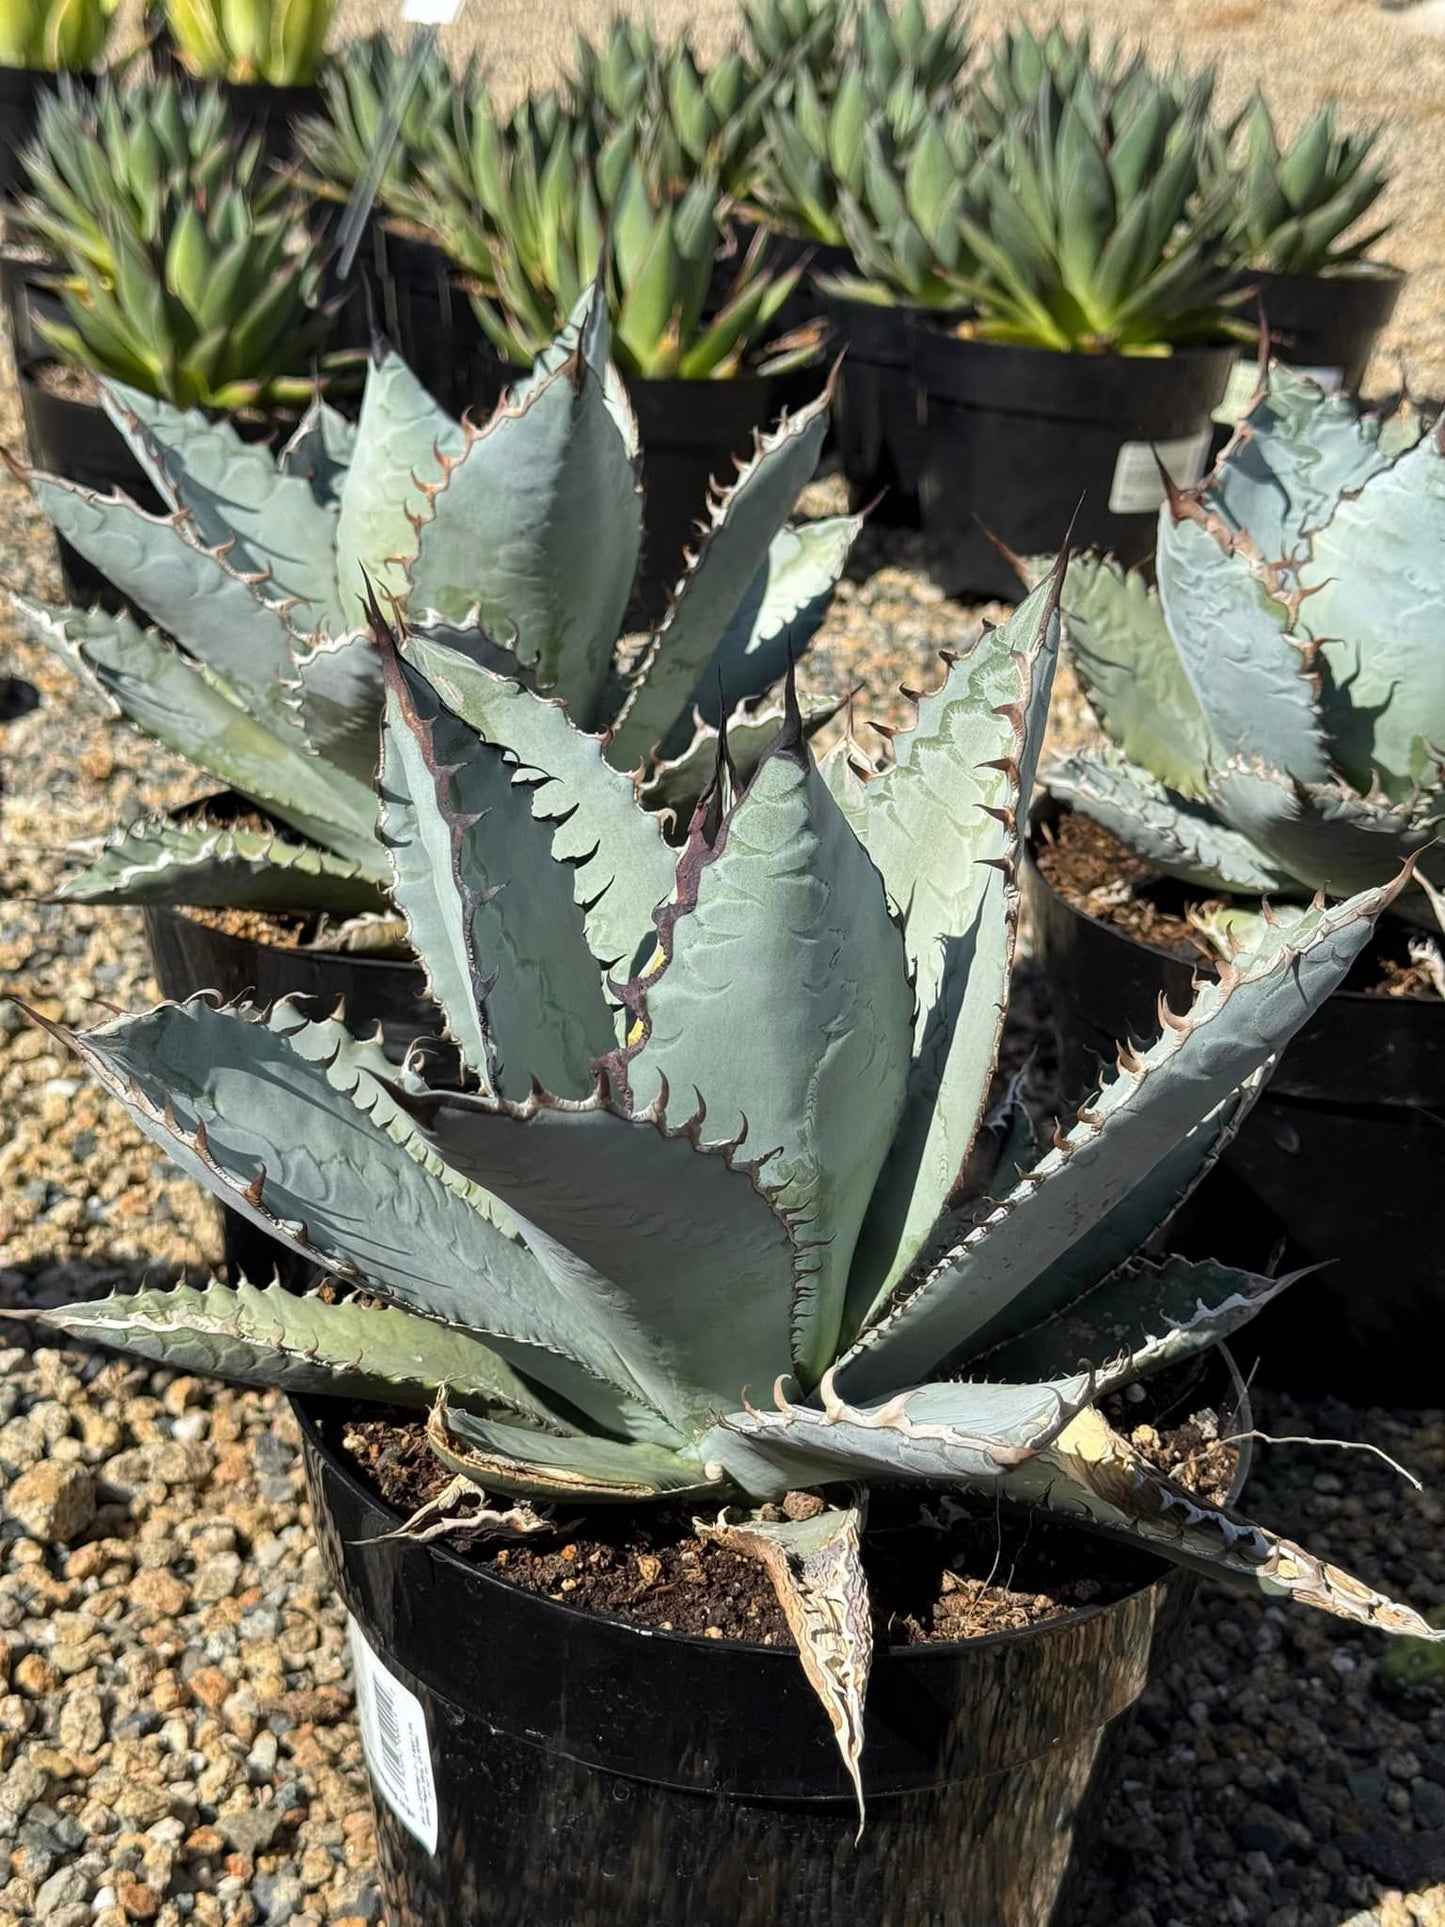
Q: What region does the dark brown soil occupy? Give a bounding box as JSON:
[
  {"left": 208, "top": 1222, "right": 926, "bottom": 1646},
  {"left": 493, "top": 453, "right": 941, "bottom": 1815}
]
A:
[
  {"left": 324, "top": 1363, "right": 1239, "bottom": 1650},
  {"left": 1036, "top": 808, "right": 1441, "bottom": 1000}
]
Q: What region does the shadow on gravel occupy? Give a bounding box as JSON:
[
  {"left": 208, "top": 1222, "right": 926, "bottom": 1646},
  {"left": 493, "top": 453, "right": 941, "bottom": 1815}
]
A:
[{"left": 1, "top": 675, "right": 39, "bottom": 725}]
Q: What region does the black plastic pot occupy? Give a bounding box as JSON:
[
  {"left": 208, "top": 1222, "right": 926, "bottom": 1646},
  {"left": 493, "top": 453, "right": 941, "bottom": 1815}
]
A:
[
  {"left": 626, "top": 369, "right": 826, "bottom": 625},
  {"left": 1227, "top": 265, "right": 1404, "bottom": 400},
  {"left": 914, "top": 327, "right": 1238, "bottom": 601},
  {"left": 140, "top": 795, "right": 440, "bottom": 1283},
  {"left": 16, "top": 358, "right": 166, "bottom": 608},
  {"left": 296, "top": 1357, "right": 1249, "bottom": 1927},
  {"left": 355, "top": 225, "right": 512, "bottom": 420},
  {"left": 1023, "top": 808, "right": 1445, "bottom": 1400},
  {"left": 815, "top": 293, "right": 959, "bottom": 528},
  {"left": 212, "top": 76, "right": 322, "bottom": 171},
  {"left": 1, "top": 62, "right": 62, "bottom": 202}
]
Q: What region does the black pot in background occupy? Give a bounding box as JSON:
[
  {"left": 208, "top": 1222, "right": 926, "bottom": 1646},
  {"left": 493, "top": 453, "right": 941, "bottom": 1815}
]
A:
[
  {"left": 212, "top": 76, "right": 322, "bottom": 171},
  {"left": 1023, "top": 807, "right": 1445, "bottom": 1402},
  {"left": 915, "top": 327, "right": 1238, "bottom": 602},
  {"left": 17, "top": 357, "right": 166, "bottom": 608},
  {"left": 815, "top": 292, "right": 960, "bottom": 528},
  {"left": 625, "top": 368, "right": 824, "bottom": 626},
  {"left": 298, "top": 1355, "right": 1249, "bottom": 1927},
  {"left": 352, "top": 225, "right": 513, "bottom": 420},
  {"left": 1, "top": 63, "right": 68, "bottom": 203},
  {"left": 1223, "top": 265, "right": 1405, "bottom": 406}
]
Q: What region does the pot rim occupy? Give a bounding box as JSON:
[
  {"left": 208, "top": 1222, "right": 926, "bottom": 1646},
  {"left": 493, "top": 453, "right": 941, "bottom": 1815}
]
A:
[
  {"left": 295, "top": 1346, "right": 1253, "bottom": 1667},
  {"left": 911, "top": 320, "right": 1241, "bottom": 364},
  {"left": 1027, "top": 798, "right": 1441, "bottom": 1015}
]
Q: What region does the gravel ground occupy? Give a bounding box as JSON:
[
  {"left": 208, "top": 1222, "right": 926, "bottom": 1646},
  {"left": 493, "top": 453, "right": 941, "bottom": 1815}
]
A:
[{"left": 5, "top": 10, "right": 1445, "bottom": 1907}]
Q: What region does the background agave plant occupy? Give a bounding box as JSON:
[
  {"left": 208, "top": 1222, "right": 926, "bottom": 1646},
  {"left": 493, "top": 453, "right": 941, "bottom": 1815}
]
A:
[
  {"left": 19, "top": 565, "right": 1438, "bottom": 1814},
  {"left": 15, "top": 77, "right": 333, "bottom": 408},
  {"left": 163, "top": 0, "right": 334, "bottom": 86},
  {"left": 824, "top": 107, "right": 982, "bottom": 310},
  {"left": 1044, "top": 366, "right": 1444, "bottom": 941},
  {"left": 0, "top": 0, "right": 115, "bottom": 69},
  {"left": 1219, "top": 93, "right": 1392, "bottom": 277},
  {"left": 952, "top": 52, "right": 1237, "bottom": 351},
  {"left": 6, "top": 291, "right": 855, "bottom": 915}
]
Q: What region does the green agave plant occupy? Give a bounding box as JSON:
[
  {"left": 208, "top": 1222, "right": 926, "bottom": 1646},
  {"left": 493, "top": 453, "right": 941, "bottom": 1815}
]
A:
[
  {"left": 16, "top": 565, "right": 1438, "bottom": 1813},
  {"left": 6, "top": 290, "right": 855, "bottom": 915},
  {"left": 0, "top": 0, "right": 116, "bottom": 69},
  {"left": 1222, "top": 93, "right": 1392, "bottom": 277},
  {"left": 825, "top": 109, "right": 982, "bottom": 310},
  {"left": 164, "top": 0, "right": 333, "bottom": 86},
  {"left": 741, "top": 0, "right": 847, "bottom": 97},
  {"left": 16, "top": 77, "right": 331, "bottom": 408},
  {"left": 954, "top": 54, "right": 1237, "bottom": 352},
  {"left": 421, "top": 108, "right": 813, "bottom": 380},
  {"left": 1044, "top": 366, "right": 1444, "bottom": 939},
  {"left": 294, "top": 28, "right": 470, "bottom": 228}
]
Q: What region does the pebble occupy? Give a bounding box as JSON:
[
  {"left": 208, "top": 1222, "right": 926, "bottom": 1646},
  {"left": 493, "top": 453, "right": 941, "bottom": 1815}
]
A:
[{"left": 2, "top": 1462, "right": 95, "bottom": 1544}]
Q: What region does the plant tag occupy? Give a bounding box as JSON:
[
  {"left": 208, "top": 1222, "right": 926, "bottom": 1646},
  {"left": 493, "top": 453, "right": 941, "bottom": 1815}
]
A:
[
  {"left": 349, "top": 1616, "right": 438, "bottom": 1852},
  {"left": 1108, "top": 430, "right": 1212, "bottom": 516},
  {"left": 403, "top": 0, "right": 462, "bottom": 18}
]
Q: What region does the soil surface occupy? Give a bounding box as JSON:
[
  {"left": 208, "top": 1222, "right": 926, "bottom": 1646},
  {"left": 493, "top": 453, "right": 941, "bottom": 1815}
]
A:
[
  {"left": 329, "top": 1363, "right": 1239, "bottom": 1647},
  {"left": 1036, "top": 807, "right": 1442, "bottom": 1000}
]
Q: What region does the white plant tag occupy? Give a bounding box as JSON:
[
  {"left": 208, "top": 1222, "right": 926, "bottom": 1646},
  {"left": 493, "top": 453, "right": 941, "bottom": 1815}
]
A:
[
  {"left": 403, "top": 0, "right": 463, "bottom": 19},
  {"left": 349, "top": 1616, "right": 438, "bottom": 1852},
  {"left": 1108, "top": 429, "right": 1212, "bottom": 516}
]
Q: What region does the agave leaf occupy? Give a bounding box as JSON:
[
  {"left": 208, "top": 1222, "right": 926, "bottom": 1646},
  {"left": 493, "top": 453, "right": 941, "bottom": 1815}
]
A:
[
  {"left": 831, "top": 576, "right": 1061, "bottom": 1325},
  {"left": 378, "top": 628, "right": 614, "bottom": 1096},
  {"left": 1156, "top": 504, "right": 1333, "bottom": 787},
  {"left": 604, "top": 690, "right": 914, "bottom": 1386},
  {"left": 837, "top": 875, "right": 1398, "bottom": 1398},
  {"left": 386, "top": 1079, "right": 799, "bottom": 1424},
  {"left": 8, "top": 597, "right": 384, "bottom": 872},
  {"left": 401, "top": 630, "right": 675, "bottom": 994},
  {"left": 605, "top": 385, "right": 832, "bottom": 771},
  {"left": 1210, "top": 761, "right": 1442, "bottom": 902},
  {"left": 1003, "top": 1408, "right": 1445, "bottom": 1641},
  {"left": 334, "top": 347, "right": 464, "bottom": 616},
  {"left": 278, "top": 393, "right": 357, "bottom": 500},
  {"left": 429, "top": 1389, "right": 721, "bottom": 1500},
  {"left": 640, "top": 694, "right": 843, "bottom": 819},
  {"left": 55, "top": 815, "right": 386, "bottom": 913},
  {"left": 33, "top": 996, "right": 679, "bottom": 1442},
  {"left": 1300, "top": 427, "right": 1445, "bottom": 800},
  {"left": 101, "top": 382, "right": 345, "bottom": 629},
  {"left": 1061, "top": 556, "right": 1217, "bottom": 801},
  {"left": 979, "top": 1253, "right": 1297, "bottom": 1389},
  {"left": 403, "top": 304, "right": 641, "bottom": 721},
  {"left": 31, "top": 1277, "right": 563, "bottom": 1425},
  {"left": 1046, "top": 748, "right": 1295, "bottom": 893},
  {"left": 701, "top": 1368, "right": 1095, "bottom": 1497},
  {"left": 698, "top": 1499, "right": 872, "bottom": 1835},
  {"left": 287, "top": 632, "right": 385, "bottom": 784},
  {"left": 1210, "top": 365, "right": 1412, "bottom": 562},
  {"left": 20, "top": 475, "right": 309, "bottom": 724},
  {"left": 681, "top": 513, "right": 860, "bottom": 741}
]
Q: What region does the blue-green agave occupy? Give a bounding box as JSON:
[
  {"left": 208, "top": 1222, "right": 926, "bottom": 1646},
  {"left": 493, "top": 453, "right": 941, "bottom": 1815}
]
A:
[
  {"left": 6, "top": 291, "right": 854, "bottom": 917},
  {"left": 19, "top": 555, "right": 1438, "bottom": 1813},
  {"left": 1044, "top": 366, "right": 1444, "bottom": 936}
]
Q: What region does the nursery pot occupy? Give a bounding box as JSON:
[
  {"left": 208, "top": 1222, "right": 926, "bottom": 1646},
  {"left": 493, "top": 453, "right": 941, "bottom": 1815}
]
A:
[
  {"left": 296, "top": 1356, "right": 1250, "bottom": 1927},
  {"left": 914, "top": 327, "right": 1238, "bottom": 601},
  {"left": 16, "top": 355, "right": 166, "bottom": 608},
  {"left": 815, "top": 292, "right": 959, "bottom": 529},
  {"left": 212, "top": 76, "right": 322, "bottom": 171},
  {"left": 140, "top": 794, "right": 440, "bottom": 1284},
  {"left": 0, "top": 63, "right": 71, "bottom": 202},
  {"left": 626, "top": 368, "right": 827, "bottom": 626},
  {"left": 1221, "top": 265, "right": 1405, "bottom": 407},
  {"left": 357, "top": 225, "right": 510, "bottom": 419},
  {"left": 1022, "top": 804, "right": 1445, "bottom": 1401}
]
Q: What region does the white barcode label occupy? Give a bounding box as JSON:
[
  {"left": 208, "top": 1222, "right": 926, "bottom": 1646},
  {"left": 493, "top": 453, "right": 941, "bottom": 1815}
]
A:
[
  {"left": 349, "top": 1616, "right": 438, "bottom": 1853},
  {"left": 1108, "top": 429, "right": 1212, "bottom": 515}
]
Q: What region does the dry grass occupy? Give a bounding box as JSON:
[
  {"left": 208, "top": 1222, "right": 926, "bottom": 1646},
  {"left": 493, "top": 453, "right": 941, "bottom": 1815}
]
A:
[{"left": 321, "top": 0, "right": 1445, "bottom": 396}]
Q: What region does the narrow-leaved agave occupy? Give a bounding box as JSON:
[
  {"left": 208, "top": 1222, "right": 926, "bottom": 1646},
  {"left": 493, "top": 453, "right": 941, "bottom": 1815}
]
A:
[
  {"left": 1220, "top": 93, "right": 1392, "bottom": 277},
  {"left": 1044, "top": 364, "right": 1444, "bottom": 942},
  {"left": 19, "top": 558, "right": 1439, "bottom": 1817},
  {"left": 4, "top": 290, "right": 855, "bottom": 916}
]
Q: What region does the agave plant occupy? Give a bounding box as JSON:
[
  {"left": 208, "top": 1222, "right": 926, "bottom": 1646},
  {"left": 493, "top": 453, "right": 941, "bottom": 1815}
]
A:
[
  {"left": 741, "top": 0, "right": 846, "bottom": 96},
  {"left": 0, "top": 0, "right": 115, "bottom": 69},
  {"left": 421, "top": 107, "right": 814, "bottom": 380},
  {"left": 1043, "top": 366, "right": 1444, "bottom": 938},
  {"left": 15, "top": 77, "right": 332, "bottom": 408},
  {"left": 1221, "top": 93, "right": 1392, "bottom": 277},
  {"left": 954, "top": 52, "right": 1237, "bottom": 351},
  {"left": 293, "top": 29, "right": 468, "bottom": 229},
  {"left": 6, "top": 291, "right": 855, "bottom": 914},
  {"left": 18, "top": 565, "right": 1438, "bottom": 1813},
  {"left": 163, "top": 0, "right": 333, "bottom": 85},
  {"left": 824, "top": 110, "right": 983, "bottom": 310}
]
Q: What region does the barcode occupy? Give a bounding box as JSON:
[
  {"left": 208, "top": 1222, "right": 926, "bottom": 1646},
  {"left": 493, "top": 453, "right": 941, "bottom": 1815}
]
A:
[{"left": 372, "top": 1671, "right": 407, "bottom": 1792}]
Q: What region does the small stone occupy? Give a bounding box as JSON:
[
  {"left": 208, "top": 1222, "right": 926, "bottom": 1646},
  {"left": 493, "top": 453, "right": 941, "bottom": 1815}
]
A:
[
  {"left": 781, "top": 1490, "right": 826, "bottom": 1522},
  {"left": 12, "top": 1654, "right": 61, "bottom": 1698},
  {"left": 115, "top": 1877, "right": 162, "bottom": 1921},
  {"left": 217, "top": 1807, "right": 283, "bottom": 1858},
  {"left": 3, "top": 1462, "right": 95, "bottom": 1544},
  {"left": 33, "top": 1864, "right": 89, "bottom": 1916},
  {"left": 56, "top": 1689, "right": 104, "bottom": 1755},
  {"left": 131, "top": 1572, "right": 188, "bottom": 1617},
  {"left": 187, "top": 1667, "right": 232, "bottom": 1715},
  {"left": 192, "top": 1554, "right": 242, "bottom": 1604}
]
